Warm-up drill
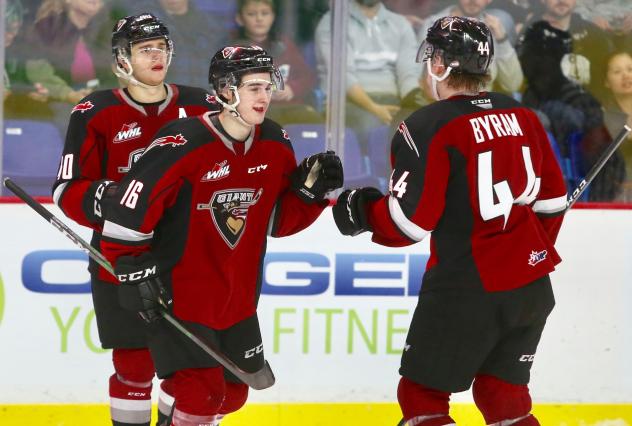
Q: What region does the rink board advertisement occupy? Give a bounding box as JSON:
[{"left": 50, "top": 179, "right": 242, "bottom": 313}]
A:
[{"left": 1, "top": 204, "right": 632, "bottom": 406}]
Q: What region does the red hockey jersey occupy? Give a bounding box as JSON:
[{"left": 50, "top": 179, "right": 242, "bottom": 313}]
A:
[
  {"left": 52, "top": 84, "right": 218, "bottom": 275},
  {"left": 367, "top": 92, "right": 568, "bottom": 292},
  {"left": 101, "top": 113, "right": 326, "bottom": 329},
  {"left": 53, "top": 84, "right": 218, "bottom": 226}
]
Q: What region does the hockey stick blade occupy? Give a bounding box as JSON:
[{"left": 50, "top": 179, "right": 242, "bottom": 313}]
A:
[
  {"left": 3, "top": 178, "right": 275, "bottom": 390},
  {"left": 161, "top": 314, "right": 275, "bottom": 390},
  {"left": 566, "top": 124, "right": 631, "bottom": 210}
]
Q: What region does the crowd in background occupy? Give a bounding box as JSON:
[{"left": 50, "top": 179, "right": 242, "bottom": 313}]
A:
[{"left": 3, "top": 0, "right": 632, "bottom": 202}]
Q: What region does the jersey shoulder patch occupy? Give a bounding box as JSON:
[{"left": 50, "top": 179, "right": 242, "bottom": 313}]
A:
[
  {"left": 173, "top": 84, "right": 220, "bottom": 110},
  {"left": 70, "top": 89, "right": 118, "bottom": 118},
  {"left": 258, "top": 118, "right": 293, "bottom": 152}
]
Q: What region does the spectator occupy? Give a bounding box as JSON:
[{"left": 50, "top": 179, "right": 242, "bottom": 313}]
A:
[
  {"left": 503, "top": 0, "right": 542, "bottom": 34},
  {"left": 3, "top": 0, "right": 53, "bottom": 120},
  {"left": 295, "top": 0, "right": 330, "bottom": 46},
  {"left": 601, "top": 51, "right": 632, "bottom": 200},
  {"left": 26, "top": 0, "right": 118, "bottom": 101},
  {"left": 18, "top": 0, "right": 42, "bottom": 26},
  {"left": 382, "top": 0, "right": 436, "bottom": 33},
  {"left": 232, "top": 0, "right": 322, "bottom": 125},
  {"left": 418, "top": 0, "right": 524, "bottom": 94},
  {"left": 528, "top": 0, "right": 614, "bottom": 98},
  {"left": 519, "top": 20, "right": 625, "bottom": 201},
  {"left": 315, "top": 0, "right": 421, "bottom": 149},
  {"left": 576, "top": 0, "right": 632, "bottom": 35},
  {"left": 124, "top": 0, "right": 228, "bottom": 89}
]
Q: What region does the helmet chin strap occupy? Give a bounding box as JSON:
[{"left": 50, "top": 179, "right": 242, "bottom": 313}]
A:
[
  {"left": 216, "top": 86, "right": 255, "bottom": 128},
  {"left": 426, "top": 60, "right": 452, "bottom": 101}
]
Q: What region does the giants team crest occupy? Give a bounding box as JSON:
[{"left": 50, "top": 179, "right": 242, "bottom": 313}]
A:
[
  {"left": 197, "top": 188, "right": 263, "bottom": 248},
  {"left": 145, "top": 134, "right": 188, "bottom": 154},
  {"left": 118, "top": 148, "right": 145, "bottom": 173}
]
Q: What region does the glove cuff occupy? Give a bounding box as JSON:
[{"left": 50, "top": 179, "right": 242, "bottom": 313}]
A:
[{"left": 84, "top": 179, "right": 114, "bottom": 224}]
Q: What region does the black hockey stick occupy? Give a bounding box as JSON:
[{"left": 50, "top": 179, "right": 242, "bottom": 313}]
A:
[
  {"left": 566, "top": 124, "right": 631, "bottom": 210},
  {"left": 3, "top": 178, "right": 275, "bottom": 390}
]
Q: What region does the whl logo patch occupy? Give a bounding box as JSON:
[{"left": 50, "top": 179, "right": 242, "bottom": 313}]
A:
[
  {"left": 201, "top": 160, "right": 230, "bottom": 182},
  {"left": 114, "top": 122, "right": 142, "bottom": 143},
  {"left": 197, "top": 188, "right": 262, "bottom": 248},
  {"left": 528, "top": 250, "right": 547, "bottom": 266}
]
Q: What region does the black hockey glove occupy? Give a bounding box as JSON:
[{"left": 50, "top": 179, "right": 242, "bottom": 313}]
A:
[
  {"left": 115, "top": 253, "right": 168, "bottom": 323},
  {"left": 84, "top": 179, "right": 118, "bottom": 225},
  {"left": 332, "top": 187, "right": 384, "bottom": 236},
  {"left": 291, "top": 150, "right": 344, "bottom": 203}
]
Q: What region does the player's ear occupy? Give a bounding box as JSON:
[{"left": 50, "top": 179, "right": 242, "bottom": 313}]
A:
[
  {"left": 220, "top": 87, "right": 233, "bottom": 102},
  {"left": 431, "top": 55, "right": 445, "bottom": 73}
]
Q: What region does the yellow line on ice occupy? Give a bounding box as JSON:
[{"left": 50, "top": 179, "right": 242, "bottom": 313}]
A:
[{"left": 0, "top": 403, "right": 631, "bottom": 425}]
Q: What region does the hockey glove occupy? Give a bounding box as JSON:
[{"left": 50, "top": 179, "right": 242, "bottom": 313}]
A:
[
  {"left": 291, "top": 150, "right": 344, "bottom": 203},
  {"left": 84, "top": 179, "right": 118, "bottom": 225},
  {"left": 115, "top": 253, "right": 168, "bottom": 323},
  {"left": 332, "top": 187, "right": 383, "bottom": 236}
]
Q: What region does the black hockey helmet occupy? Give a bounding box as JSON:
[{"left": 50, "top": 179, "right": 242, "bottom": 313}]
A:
[
  {"left": 208, "top": 45, "right": 284, "bottom": 94},
  {"left": 416, "top": 16, "right": 494, "bottom": 75},
  {"left": 111, "top": 13, "right": 172, "bottom": 59},
  {"left": 517, "top": 20, "right": 572, "bottom": 60}
]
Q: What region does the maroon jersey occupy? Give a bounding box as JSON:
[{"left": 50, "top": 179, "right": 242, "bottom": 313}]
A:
[
  {"left": 101, "top": 113, "right": 326, "bottom": 329},
  {"left": 52, "top": 84, "right": 217, "bottom": 275},
  {"left": 367, "top": 92, "right": 567, "bottom": 292}
]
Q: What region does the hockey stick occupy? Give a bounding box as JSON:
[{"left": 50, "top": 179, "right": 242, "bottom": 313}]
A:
[
  {"left": 566, "top": 124, "right": 631, "bottom": 210},
  {"left": 2, "top": 178, "right": 275, "bottom": 390}
]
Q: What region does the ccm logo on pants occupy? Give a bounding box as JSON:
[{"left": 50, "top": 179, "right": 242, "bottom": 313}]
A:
[{"left": 245, "top": 344, "right": 263, "bottom": 359}]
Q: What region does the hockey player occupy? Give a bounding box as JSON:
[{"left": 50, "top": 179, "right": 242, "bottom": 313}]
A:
[
  {"left": 332, "top": 17, "right": 568, "bottom": 426},
  {"left": 100, "top": 45, "right": 343, "bottom": 426},
  {"left": 51, "top": 13, "right": 218, "bottom": 426}
]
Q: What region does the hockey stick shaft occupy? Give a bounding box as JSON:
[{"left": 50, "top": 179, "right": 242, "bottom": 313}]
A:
[
  {"left": 2, "top": 178, "right": 275, "bottom": 390},
  {"left": 4, "top": 178, "right": 114, "bottom": 274},
  {"left": 566, "top": 124, "right": 631, "bottom": 210}
]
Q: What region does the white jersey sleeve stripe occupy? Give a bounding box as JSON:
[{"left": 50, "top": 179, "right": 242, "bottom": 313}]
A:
[
  {"left": 102, "top": 221, "right": 154, "bottom": 242},
  {"left": 388, "top": 196, "right": 430, "bottom": 241},
  {"left": 532, "top": 194, "right": 567, "bottom": 214},
  {"left": 110, "top": 397, "right": 152, "bottom": 411},
  {"left": 53, "top": 182, "right": 68, "bottom": 207},
  {"left": 267, "top": 204, "right": 277, "bottom": 236}
]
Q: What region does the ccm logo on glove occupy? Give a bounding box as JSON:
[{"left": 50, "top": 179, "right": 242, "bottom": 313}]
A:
[{"left": 117, "top": 265, "right": 157, "bottom": 283}]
